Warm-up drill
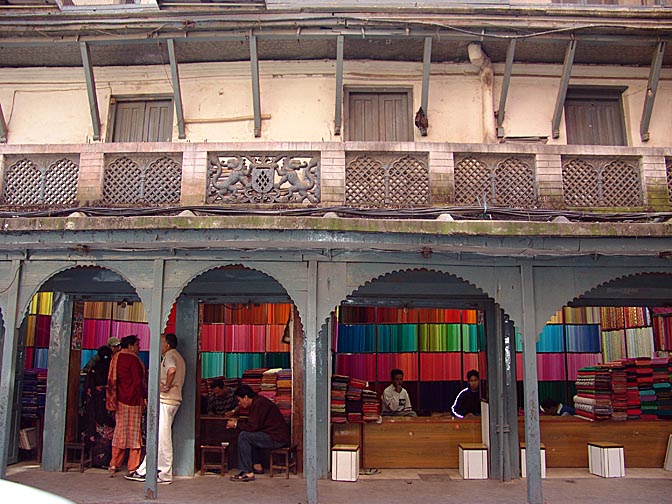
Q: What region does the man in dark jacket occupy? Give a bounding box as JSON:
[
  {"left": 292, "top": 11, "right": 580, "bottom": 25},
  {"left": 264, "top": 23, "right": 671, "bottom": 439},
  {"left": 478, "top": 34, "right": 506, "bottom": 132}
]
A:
[
  {"left": 227, "top": 384, "right": 290, "bottom": 482},
  {"left": 452, "top": 369, "right": 481, "bottom": 418}
]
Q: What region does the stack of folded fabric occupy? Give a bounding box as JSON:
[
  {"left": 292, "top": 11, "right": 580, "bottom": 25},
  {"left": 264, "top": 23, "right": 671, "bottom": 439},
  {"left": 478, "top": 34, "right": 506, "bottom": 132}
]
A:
[
  {"left": 362, "top": 389, "right": 380, "bottom": 422},
  {"left": 635, "top": 357, "right": 657, "bottom": 420},
  {"left": 346, "top": 377, "right": 365, "bottom": 423},
  {"left": 594, "top": 365, "right": 613, "bottom": 420},
  {"left": 241, "top": 368, "right": 266, "bottom": 394},
  {"left": 651, "top": 357, "right": 671, "bottom": 419},
  {"left": 275, "top": 368, "right": 292, "bottom": 423},
  {"left": 331, "top": 375, "right": 349, "bottom": 423},
  {"left": 608, "top": 361, "right": 627, "bottom": 421},
  {"left": 574, "top": 366, "right": 612, "bottom": 421},
  {"left": 259, "top": 368, "right": 280, "bottom": 402},
  {"left": 623, "top": 358, "right": 641, "bottom": 419}
]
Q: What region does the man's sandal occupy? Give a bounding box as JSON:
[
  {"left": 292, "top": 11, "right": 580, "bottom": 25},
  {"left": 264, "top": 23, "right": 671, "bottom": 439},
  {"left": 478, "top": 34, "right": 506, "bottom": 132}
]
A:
[{"left": 230, "top": 471, "right": 256, "bottom": 482}]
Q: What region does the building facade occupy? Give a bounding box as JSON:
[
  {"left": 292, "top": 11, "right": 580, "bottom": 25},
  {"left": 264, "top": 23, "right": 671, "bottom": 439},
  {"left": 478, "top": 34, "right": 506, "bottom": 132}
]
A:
[{"left": 1, "top": 2, "right": 672, "bottom": 503}]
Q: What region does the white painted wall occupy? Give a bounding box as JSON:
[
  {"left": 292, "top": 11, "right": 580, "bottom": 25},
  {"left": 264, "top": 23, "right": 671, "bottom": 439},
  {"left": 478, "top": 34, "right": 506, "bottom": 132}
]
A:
[{"left": 1, "top": 59, "right": 672, "bottom": 147}]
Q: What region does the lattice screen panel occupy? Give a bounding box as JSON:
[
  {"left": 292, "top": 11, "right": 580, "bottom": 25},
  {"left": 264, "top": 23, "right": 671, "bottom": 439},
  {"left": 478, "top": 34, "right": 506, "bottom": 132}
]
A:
[
  {"left": 562, "top": 157, "right": 640, "bottom": 207},
  {"left": 454, "top": 157, "right": 492, "bottom": 205},
  {"left": 103, "top": 154, "right": 182, "bottom": 205},
  {"left": 345, "top": 153, "right": 429, "bottom": 207},
  {"left": 493, "top": 157, "right": 536, "bottom": 207},
  {"left": 345, "top": 155, "right": 386, "bottom": 206},
  {"left": 562, "top": 158, "right": 600, "bottom": 207},
  {"left": 388, "top": 155, "right": 430, "bottom": 206},
  {"left": 2, "top": 156, "right": 79, "bottom": 206},
  {"left": 601, "top": 160, "right": 641, "bottom": 207}
]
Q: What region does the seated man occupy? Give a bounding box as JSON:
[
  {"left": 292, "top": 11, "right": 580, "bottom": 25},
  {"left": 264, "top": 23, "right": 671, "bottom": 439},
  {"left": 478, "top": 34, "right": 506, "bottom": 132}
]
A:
[
  {"left": 227, "top": 385, "right": 290, "bottom": 482},
  {"left": 452, "top": 369, "right": 481, "bottom": 418},
  {"left": 381, "top": 368, "right": 417, "bottom": 417},
  {"left": 208, "top": 379, "right": 237, "bottom": 417},
  {"left": 540, "top": 397, "right": 576, "bottom": 416}
]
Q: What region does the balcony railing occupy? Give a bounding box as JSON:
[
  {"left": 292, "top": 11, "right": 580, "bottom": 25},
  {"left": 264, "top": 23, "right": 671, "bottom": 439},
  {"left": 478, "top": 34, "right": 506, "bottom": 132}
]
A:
[{"left": 0, "top": 142, "right": 670, "bottom": 212}]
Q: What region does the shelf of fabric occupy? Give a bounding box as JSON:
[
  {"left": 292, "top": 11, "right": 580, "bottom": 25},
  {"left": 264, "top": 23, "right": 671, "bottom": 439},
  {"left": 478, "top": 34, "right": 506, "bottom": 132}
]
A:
[
  {"left": 335, "top": 354, "right": 376, "bottom": 383},
  {"left": 201, "top": 324, "right": 226, "bottom": 351},
  {"left": 563, "top": 307, "right": 601, "bottom": 325},
  {"left": 82, "top": 319, "right": 112, "bottom": 349},
  {"left": 83, "top": 301, "right": 113, "bottom": 320},
  {"left": 378, "top": 324, "right": 418, "bottom": 352},
  {"left": 202, "top": 352, "right": 225, "bottom": 379},
  {"left": 338, "top": 305, "right": 376, "bottom": 324},
  {"left": 224, "top": 325, "right": 266, "bottom": 352},
  {"left": 110, "top": 321, "right": 150, "bottom": 350},
  {"left": 377, "top": 353, "right": 418, "bottom": 381},
  {"left": 462, "top": 324, "right": 482, "bottom": 352},
  {"left": 138, "top": 351, "right": 149, "bottom": 369},
  {"left": 29, "top": 292, "right": 53, "bottom": 316},
  {"left": 266, "top": 325, "right": 289, "bottom": 352},
  {"left": 536, "top": 325, "right": 565, "bottom": 353},
  {"left": 602, "top": 329, "right": 626, "bottom": 362},
  {"left": 377, "top": 307, "right": 419, "bottom": 324},
  {"left": 625, "top": 327, "right": 654, "bottom": 358},
  {"left": 653, "top": 314, "right": 672, "bottom": 351},
  {"left": 33, "top": 348, "right": 49, "bottom": 369},
  {"left": 224, "top": 352, "right": 265, "bottom": 379},
  {"left": 418, "top": 324, "right": 460, "bottom": 351},
  {"left": 34, "top": 315, "right": 51, "bottom": 348},
  {"left": 565, "top": 325, "right": 601, "bottom": 353},
  {"left": 113, "top": 302, "right": 147, "bottom": 323},
  {"left": 536, "top": 353, "right": 567, "bottom": 381},
  {"left": 265, "top": 352, "right": 290, "bottom": 369},
  {"left": 335, "top": 324, "right": 376, "bottom": 353},
  {"left": 80, "top": 349, "right": 97, "bottom": 369},
  {"left": 419, "top": 352, "right": 461, "bottom": 381},
  {"left": 463, "top": 353, "right": 479, "bottom": 374},
  {"left": 566, "top": 353, "right": 603, "bottom": 382}
]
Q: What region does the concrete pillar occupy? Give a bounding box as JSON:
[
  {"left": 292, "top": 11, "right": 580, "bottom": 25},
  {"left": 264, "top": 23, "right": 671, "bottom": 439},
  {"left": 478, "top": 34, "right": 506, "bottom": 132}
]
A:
[{"left": 42, "top": 293, "right": 74, "bottom": 471}]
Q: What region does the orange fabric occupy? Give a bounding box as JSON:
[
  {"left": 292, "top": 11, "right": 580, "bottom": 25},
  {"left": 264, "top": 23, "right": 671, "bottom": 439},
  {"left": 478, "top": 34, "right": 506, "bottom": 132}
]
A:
[{"left": 110, "top": 446, "right": 142, "bottom": 472}]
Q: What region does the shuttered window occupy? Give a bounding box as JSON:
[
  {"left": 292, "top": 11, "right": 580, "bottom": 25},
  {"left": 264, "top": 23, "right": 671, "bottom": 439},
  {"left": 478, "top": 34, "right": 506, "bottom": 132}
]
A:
[
  {"left": 564, "top": 88, "right": 627, "bottom": 146},
  {"left": 108, "top": 98, "right": 173, "bottom": 142},
  {"left": 346, "top": 90, "right": 412, "bottom": 141}
]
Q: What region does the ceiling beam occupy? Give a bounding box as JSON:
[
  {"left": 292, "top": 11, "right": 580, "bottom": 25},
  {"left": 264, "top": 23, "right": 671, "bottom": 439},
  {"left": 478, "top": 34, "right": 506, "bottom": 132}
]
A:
[
  {"left": 496, "top": 38, "right": 516, "bottom": 139},
  {"left": 249, "top": 33, "right": 262, "bottom": 137},
  {"left": 640, "top": 41, "right": 666, "bottom": 143},
  {"left": 334, "top": 34, "right": 344, "bottom": 136},
  {"left": 167, "top": 38, "right": 186, "bottom": 140},
  {"left": 551, "top": 39, "right": 577, "bottom": 139},
  {"left": 0, "top": 103, "right": 7, "bottom": 143},
  {"left": 79, "top": 41, "right": 101, "bottom": 141},
  {"left": 419, "top": 36, "right": 432, "bottom": 137}
]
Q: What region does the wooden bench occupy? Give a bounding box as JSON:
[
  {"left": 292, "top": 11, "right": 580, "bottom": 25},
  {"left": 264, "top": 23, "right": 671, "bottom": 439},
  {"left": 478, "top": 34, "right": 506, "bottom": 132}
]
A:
[
  {"left": 270, "top": 444, "right": 298, "bottom": 479},
  {"left": 200, "top": 443, "right": 228, "bottom": 476},
  {"left": 63, "top": 442, "right": 91, "bottom": 473}
]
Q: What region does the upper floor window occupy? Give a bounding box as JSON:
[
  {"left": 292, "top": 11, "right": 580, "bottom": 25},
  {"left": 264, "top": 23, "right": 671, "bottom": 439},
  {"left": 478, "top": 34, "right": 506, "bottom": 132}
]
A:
[
  {"left": 564, "top": 87, "right": 627, "bottom": 146},
  {"left": 345, "top": 89, "right": 412, "bottom": 142},
  {"left": 108, "top": 96, "right": 173, "bottom": 142}
]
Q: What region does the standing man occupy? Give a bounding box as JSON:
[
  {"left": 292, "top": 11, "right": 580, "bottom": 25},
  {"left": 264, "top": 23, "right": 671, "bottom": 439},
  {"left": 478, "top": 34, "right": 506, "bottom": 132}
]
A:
[
  {"left": 107, "top": 335, "right": 147, "bottom": 475},
  {"left": 452, "top": 369, "right": 481, "bottom": 418},
  {"left": 126, "top": 333, "right": 185, "bottom": 485},
  {"left": 381, "top": 368, "right": 417, "bottom": 417},
  {"left": 227, "top": 385, "right": 290, "bottom": 482}
]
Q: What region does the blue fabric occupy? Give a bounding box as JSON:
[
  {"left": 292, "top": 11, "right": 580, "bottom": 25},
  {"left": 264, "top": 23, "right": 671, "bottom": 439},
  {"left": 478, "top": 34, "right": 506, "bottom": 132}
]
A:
[{"left": 237, "top": 430, "right": 287, "bottom": 473}]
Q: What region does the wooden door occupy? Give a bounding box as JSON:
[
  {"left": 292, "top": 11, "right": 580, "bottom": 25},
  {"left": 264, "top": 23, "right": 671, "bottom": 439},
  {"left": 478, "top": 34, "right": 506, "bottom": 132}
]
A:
[
  {"left": 565, "top": 89, "right": 626, "bottom": 146},
  {"left": 347, "top": 91, "right": 411, "bottom": 141},
  {"left": 110, "top": 99, "right": 173, "bottom": 142}
]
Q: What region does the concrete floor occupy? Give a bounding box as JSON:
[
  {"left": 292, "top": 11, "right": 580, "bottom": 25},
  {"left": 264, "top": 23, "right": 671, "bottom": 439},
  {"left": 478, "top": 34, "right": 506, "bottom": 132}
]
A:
[{"left": 7, "top": 463, "right": 672, "bottom": 504}]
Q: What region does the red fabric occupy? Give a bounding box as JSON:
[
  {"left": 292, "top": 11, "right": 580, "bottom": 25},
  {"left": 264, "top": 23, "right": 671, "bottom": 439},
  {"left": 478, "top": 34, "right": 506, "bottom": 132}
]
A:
[{"left": 116, "top": 352, "right": 147, "bottom": 406}]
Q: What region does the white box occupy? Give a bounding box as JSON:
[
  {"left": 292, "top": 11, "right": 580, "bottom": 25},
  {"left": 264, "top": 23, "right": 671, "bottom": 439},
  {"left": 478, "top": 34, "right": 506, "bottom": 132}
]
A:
[
  {"left": 458, "top": 443, "right": 488, "bottom": 480},
  {"left": 664, "top": 434, "right": 672, "bottom": 471},
  {"left": 331, "top": 444, "right": 360, "bottom": 482},
  {"left": 588, "top": 442, "right": 625, "bottom": 478},
  {"left": 520, "top": 443, "right": 547, "bottom": 478}
]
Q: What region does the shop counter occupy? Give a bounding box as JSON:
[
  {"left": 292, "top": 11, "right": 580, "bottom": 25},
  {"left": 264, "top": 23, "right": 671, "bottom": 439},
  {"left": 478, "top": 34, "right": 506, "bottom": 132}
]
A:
[
  {"left": 518, "top": 417, "right": 669, "bottom": 468},
  {"left": 333, "top": 417, "right": 482, "bottom": 468}
]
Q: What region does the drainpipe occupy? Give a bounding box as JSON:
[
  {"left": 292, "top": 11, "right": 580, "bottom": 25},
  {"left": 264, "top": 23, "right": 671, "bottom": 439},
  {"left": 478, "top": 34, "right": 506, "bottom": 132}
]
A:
[{"left": 468, "top": 43, "right": 497, "bottom": 144}]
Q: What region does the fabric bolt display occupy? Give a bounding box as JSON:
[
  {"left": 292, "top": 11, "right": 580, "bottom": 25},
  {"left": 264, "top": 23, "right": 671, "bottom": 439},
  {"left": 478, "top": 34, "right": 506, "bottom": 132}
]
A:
[
  {"left": 82, "top": 319, "right": 113, "bottom": 349},
  {"left": 201, "top": 352, "right": 225, "bottom": 379},
  {"left": 265, "top": 324, "right": 289, "bottom": 352},
  {"left": 418, "top": 323, "right": 461, "bottom": 351},
  {"left": 462, "top": 353, "right": 479, "bottom": 374},
  {"left": 600, "top": 307, "right": 626, "bottom": 331},
  {"left": 563, "top": 306, "right": 601, "bottom": 325},
  {"left": 419, "top": 352, "right": 461, "bottom": 381},
  {"left": 602, "top": 330, "right": 627, "bottom": 363},
  {"left": 335, "top": 354, "right": 376, "bottom": 382},
  {"left": 652, "top": 314, "right": 672, "bottom": 351},
  {"left": 377, "top": 353, "right": 418, "bottom": 381},
  {"left": 200, "top": 324, "right": 226, "bottom": 352},
  {"left": 331, "top": 375, "right": 349, "bottom": 423},
  {"left": 566, "top": 353, "right": 603, "bottom": 382},
  {"left": 275, "top": 368, "right": 292, "bottom": 422},
  {"left": 565, "top": 324, "right": 601, "bottom": 353},
  {"left": 378, "top": 324, "right": 418, "bottom": 352},
  {"left": 362, "top": 389, "right": 381, "bottom": 421},
  {"left": 241, "top": 368, "right": 266, "bottom": 393},
  {"left": 537, "top": 325, "right": 565, "bottom": 353},
  {"left": 462, "top": 323, "right": 482, "bottom": 352},
  {"left": 626, "top": 327, "right": 655, "bottom": 358},
  {"left": 536, "top": 353, "right": 567, "bottom": 381}
]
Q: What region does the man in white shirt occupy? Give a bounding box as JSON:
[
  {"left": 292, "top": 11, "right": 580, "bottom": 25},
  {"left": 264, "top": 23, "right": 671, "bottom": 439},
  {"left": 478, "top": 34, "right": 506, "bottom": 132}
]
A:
[
  {"left": 381, "top": 368, "right": 417, "bottom": 417},
  {"left": 126, "top": 333, "right": 186, "bottom": 484}
]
